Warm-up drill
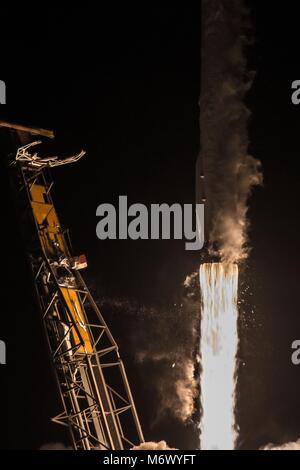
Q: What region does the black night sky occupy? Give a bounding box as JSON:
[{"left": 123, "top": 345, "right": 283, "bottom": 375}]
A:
[{"left": 1, "top": 3, "right": 300, "bottom": 451}]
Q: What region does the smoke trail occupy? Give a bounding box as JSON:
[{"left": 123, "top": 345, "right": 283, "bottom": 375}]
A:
[
  {"left": 131, "top": 441, "right": 177, "bottom": 450},
  {"left": 198, "top": 0, "right": 262, "bottom": 263},
  {"left": 261, "top": 439, "right": 300, "bottom": 450}
]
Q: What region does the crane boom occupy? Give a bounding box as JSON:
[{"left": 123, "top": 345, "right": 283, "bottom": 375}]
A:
[{"left": 0, "top": 120, "right": 55, "bottom": 139}]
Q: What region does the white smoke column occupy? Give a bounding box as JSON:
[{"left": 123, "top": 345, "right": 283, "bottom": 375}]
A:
[
  {"left": 199, "top": 263, "right": 239, "bottom": 450},
  {"left": 199, "top": 0, "right": 262, "bottom": 263},
  {"left": 261, "top": 439, "right": 300, "bottom": 450}
]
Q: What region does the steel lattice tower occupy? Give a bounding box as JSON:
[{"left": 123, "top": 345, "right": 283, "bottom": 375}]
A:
[{"left": 4, "top": 123, "right": 144, "bottom": 450}]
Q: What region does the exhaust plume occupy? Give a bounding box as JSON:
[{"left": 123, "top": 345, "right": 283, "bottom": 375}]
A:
[
  {"left": 198, "top": 0, "right": 262, "bottom": 263},
  {"left": 199, "top": 263, "right": 239, "bottom": 449}
]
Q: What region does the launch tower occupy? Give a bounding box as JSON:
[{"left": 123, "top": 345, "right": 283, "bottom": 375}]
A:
[{"left": 3, "top": 122, "right": 144, "bottom": 450}]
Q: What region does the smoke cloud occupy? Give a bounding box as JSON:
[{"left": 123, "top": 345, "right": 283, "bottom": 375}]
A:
[
  {"left": 132, "top": 296, "right": 198, "bottom": 423},
  {"left": 199, "top": 0, "right": 262, "bottom": 263},
  {"left": 99, "top": 285, "right": 199, "bottom": 424},
  {"left": 140, "top": 356, "right": 198, "bottom": 423},
  {"left": 131, "top": 441, "right": 177, "bottom": 450},
  {"left": 261, "top": 439, "right": 300, "bottom": 450}
]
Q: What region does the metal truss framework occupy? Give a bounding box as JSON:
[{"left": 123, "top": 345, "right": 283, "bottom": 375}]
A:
[{"left": 12, "top": 146, "right": 144, "bottom": 450}]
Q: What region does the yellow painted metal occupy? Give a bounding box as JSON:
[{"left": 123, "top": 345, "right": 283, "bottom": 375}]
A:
[
  {"left": 30, "top": 183, "right": 93, "bottom": 354},
  {"left": 30, "top": 184, "right": 65, "bottom": 254},
  {"left": 60, "top": 287, "right": 93, "bottom": 354}
]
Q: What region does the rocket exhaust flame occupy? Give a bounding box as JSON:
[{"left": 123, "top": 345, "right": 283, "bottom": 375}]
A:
[{"left": 199, "top": 263, "right": 239, "bottom": 450}]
